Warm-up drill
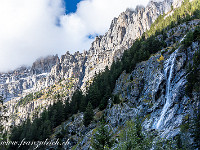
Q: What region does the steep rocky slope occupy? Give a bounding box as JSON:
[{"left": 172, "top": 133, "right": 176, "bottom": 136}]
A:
[
  {"left": 110, "top": 21, "right": 199, "bottom": 136},
  {"left": 0, "top": 0, "right": 184, "bottom": 129},
  {"left": 81, "top": 0, "right": 175, "bottom": 89},
  {"left": 0, "top": 55, "right": 58, "bottom": 102},
  {"left": 1, "top": 0, "right": 179, "bottom": 102},
  {"left": 1, "top": 0, "right": 199, "bottom": 149},
  {"left": 51, "top": 19, "right": 199, "bottom": 149}
]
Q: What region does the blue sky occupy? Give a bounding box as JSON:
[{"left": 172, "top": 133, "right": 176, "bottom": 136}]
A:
[{"left": 64, "top": 0, "right": 81, "bottom": 14}]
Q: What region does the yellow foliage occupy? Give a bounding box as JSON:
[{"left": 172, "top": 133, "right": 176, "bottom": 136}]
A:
[{"left": 157, "top": 55, "right": 164, "bottom": 62}]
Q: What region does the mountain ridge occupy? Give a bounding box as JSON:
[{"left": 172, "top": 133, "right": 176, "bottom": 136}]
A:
[
  {"left": 0, "top": 0, "right": 179, "bottom": 102},
  {"left": 1, "top": 0, "right": 200, "bottom": 149},
  {"left": 1, "top": 0, "right": 186, "bottom": 131}
]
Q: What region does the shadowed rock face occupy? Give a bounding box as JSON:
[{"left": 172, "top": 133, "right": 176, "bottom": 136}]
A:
[
  {"left": 108, "top": 20, "right": 199, "bottom": 139},
  {"left": 30, "top": 55, "right": 59, "bottom": 75}
]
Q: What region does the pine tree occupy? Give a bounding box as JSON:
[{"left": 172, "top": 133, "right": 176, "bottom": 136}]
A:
[
  {"left": 56, "top": 100, "right": 65, "bottom": 125},
  {"left": 118, "top": 120, "right": 152, "bottom": 150},
  {"left": 70, "top": 89, "right": 84, "bottom": 114},
  {"left": 192, "top": 109, "right": 200, "bottom": 149},
  {"left": 83, "top": 102, "right": 94, "bottom": 127},
  {"left": 113, "top": 95, "right": 120, "bottom": 104},
  {"left": 64, "top": 98, "right": 71, "bottom": 120},
  {"left": 91, "top": 124, "right": 114, "bottom": 150}
]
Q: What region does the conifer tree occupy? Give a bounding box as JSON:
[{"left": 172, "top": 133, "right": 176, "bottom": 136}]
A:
[
  {"left": 83, "top": 102, "right": 94, "bottom": 127},
  {"left": 192, "top": 109, "right": 200, "bottom": 149},
  {"left": 64, "top": 98, "right": 71, "bottom": 119},
  {"left": 91, "top": 124, "right": 114, "bottom": 150}
]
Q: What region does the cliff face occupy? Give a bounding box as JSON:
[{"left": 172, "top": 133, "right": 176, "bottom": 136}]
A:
[
  {"left": 0, "top": 55, "right": 59, "bottom": 102},
  {"left": 81, "top": 0, "right": 174, "bottom": 89},
  {"left": 53, "top": 20, "right": 199, "bottom": 149},
  {"left": 1, "top": 0, "right": 199, "bottom": 149},
  {"left": 0, "top": 0, "right": 177, "bottom": 103},
  {"left": 0, "top": 0, "right": 187, "bottom": 133},
  {"left": 110, "top": 21, "right": 200, "bottom": 137},
  {"left": 30, "top": 55, "right": 59, "bottom": 75}
]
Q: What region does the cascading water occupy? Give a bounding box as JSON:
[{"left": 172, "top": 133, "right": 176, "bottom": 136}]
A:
[{"left": 156, "top": 49, "right": 178, "bottom": 129}]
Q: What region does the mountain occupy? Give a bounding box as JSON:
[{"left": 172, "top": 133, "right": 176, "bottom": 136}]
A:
[
  {"left": 0, "top": 0, "right": 176, "bottom": 102},
  {"left": 1, "top": 0, "right": 200, "bottom": 149},
  {"left": 1, "top": 0, "right": 178, "bottom": 126},
  {"left": 58, "top": 16, "right": 199, "bottom": 149}
]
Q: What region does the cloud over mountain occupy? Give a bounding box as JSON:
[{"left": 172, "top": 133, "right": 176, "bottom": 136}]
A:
[{"left": 0, "top": 0, "right": 149, "bottom": 72}]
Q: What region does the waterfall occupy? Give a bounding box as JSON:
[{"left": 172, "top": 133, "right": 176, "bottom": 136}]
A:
[{"left": 156, "top": 49, "right": 178, "bottom": 129}]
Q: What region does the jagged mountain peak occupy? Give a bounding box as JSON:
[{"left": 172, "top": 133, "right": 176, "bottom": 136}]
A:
[
  {"left": 0, "top": 0, "right": 181, "bottom": 102},
  {"left": 30, "top": 55, "right": 59, "bottom": 75},
  {"left": 1, "top": 0, "right": 200, "bottom": 149},
  {"left": 1, "top": 0, "right": 187, "bottom": 125}
]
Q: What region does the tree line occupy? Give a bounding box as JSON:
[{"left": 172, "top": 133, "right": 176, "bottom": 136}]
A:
[
  {"left": 8, "top": 1, "right": 200, "bottom": 148},
  {"left": 8, "top": 32, "right": 166, "bottom": 150}
]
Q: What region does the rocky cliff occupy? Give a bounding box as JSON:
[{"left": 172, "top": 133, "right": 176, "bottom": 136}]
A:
[
  {"left": 81, "top": 0, "right": 176, "bottom": 89},
  {"left": 0, "top": 0, "right": 178, "bottom": 103},
  {"left": 50, "top": 19, "right": 199, "bottom": 149},
  {"left": 0, "top": 55, "right": 58, "bottom": 102},
  {"left": 1, "top": 0, "right": 199, "bottom": 149},
  {"left": 1, "top": 0, "right": 188, "bottom": 138},
  {"left": 30, "top": 55, "right": 59, "bottom": 75}
]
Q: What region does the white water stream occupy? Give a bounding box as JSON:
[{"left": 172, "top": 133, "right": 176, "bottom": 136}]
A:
[{"left": 156, "top": 49, "right": 178, "bottom": 129}]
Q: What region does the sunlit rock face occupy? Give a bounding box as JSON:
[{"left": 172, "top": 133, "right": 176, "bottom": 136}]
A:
[
  {"left": 81, "top": 0, "right": 174, "bottom": 90},
  {"left": 0, "top": 0, "right": 175, "bottom": 102},
  {"left": 0, "top": 55, "right": 58, "bottom": 102}
]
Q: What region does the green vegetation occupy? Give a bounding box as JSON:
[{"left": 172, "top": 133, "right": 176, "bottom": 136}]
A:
[
  {"left": 185, "top": 27, "right": 200, "bottom": 98},
  {"left": 82, "top": 35, "right": 166, "bottom": 112},
  {"left": 0, "top": 96, "right": 5, "bottom": 141},
  {"left": 122, "top": 36, "right": 166, "bottom": 73},
  {"left": 34, "top": 91, "right": 43, "bottom": 99},
  {"left": 16, "top": 93, "right": 33, "bottom": 106},
  {"left": 147, "top": 0, "right": 200, "bottom": 37},
  {"left": 177, "top": 109, "right": 200, "bottom": 149},
  {"left": 0, "top": 96, "right": 3, "bottom": 131},
  {"left": 16, "top": 92, "right": 44, "bottom": 107},
  {"left": 191, "top": 109, "right": 200, "bottom": 149},
  {"left": 116, "top": 119, "right": 198, "bottom": 150},
  {"left": 182, "top": 26, "right": 200, "bottom": 48},
  {"left": 91, "top": 124, "right": 115, "bottom": 150},
  {"left": 185, "top": 49, "right": 200, "bottom": 97},
  {"left": 116, "top": 120, "right": 152, "bottom": 150},
  {"left": 9, "top": 98, "right": 69, "bottom": 150},
  {"left": 83, "top": 102, "right": 94, "bottom": 127},
  {"left": 69, "top": 89, "right": 84, "bottom": 113},
  {"left": 0, "top": 95, "right": 8, "bottom": 143},
  {"left": 9, "top": 10, "right": 173, "bottom": 150},
  {"left": 8, "top": 0, "right": 200, "bottom": 149},
  {"left": 112, "top": 94, "right": 121, "bottom": 104},
  {"left": 11, "top": 2, "right": 171, "bottom": 141}
]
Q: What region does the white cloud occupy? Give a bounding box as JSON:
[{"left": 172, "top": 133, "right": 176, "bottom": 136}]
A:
[{"left": 0, "top": 0, "right": 150, "bottom": 72}]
